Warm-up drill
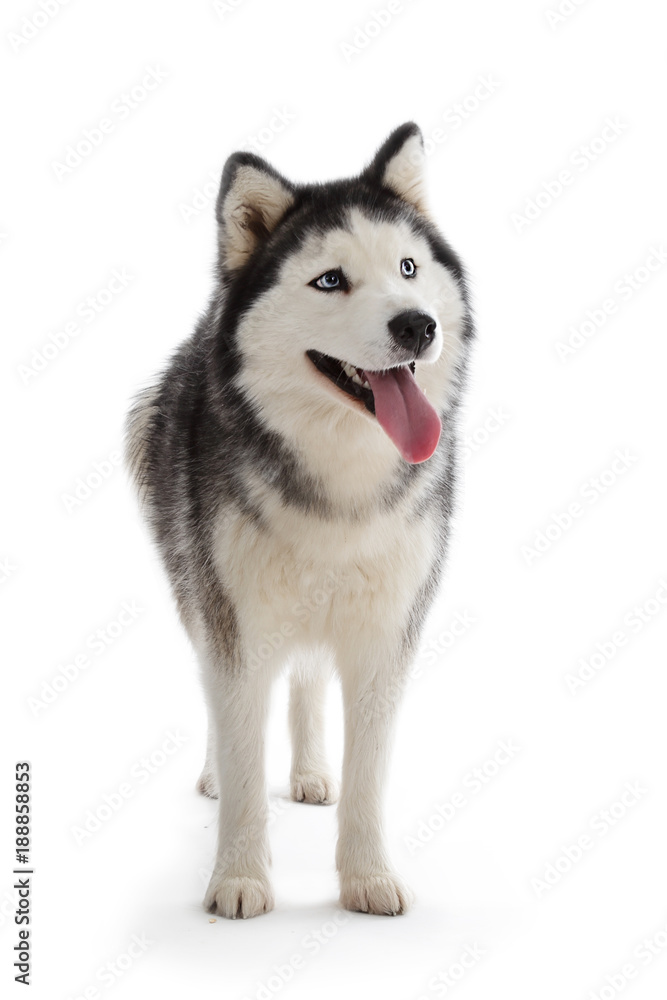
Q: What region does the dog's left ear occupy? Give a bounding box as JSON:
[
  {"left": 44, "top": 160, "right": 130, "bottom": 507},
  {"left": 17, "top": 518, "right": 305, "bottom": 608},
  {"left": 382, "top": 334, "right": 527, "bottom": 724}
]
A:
[
  {"left": 216, "top": 152, "right": 296, "bottom": 271},
  {"left": 364, "top": 122, "right": 427, "bottom": 214}
]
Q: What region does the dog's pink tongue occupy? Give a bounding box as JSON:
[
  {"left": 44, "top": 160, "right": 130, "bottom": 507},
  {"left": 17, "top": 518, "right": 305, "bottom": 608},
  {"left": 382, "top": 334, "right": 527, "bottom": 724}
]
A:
[{"left": 363, "top": 366, "right": 441, "bottom": 464}]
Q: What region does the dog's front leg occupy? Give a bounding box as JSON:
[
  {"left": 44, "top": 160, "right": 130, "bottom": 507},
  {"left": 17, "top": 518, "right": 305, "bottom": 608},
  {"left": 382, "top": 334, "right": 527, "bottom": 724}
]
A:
[
  {"left": 203, "top": 663, "right": 274, "bottom": 919},
  {"left": 336, "top": 657, "right": 414, "bottom": 915}
]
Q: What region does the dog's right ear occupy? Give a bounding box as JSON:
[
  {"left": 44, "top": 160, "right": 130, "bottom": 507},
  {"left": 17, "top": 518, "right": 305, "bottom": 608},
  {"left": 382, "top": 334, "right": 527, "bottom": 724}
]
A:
[{"left": 216, "top": 153, "right": 295, "bottom": 272}]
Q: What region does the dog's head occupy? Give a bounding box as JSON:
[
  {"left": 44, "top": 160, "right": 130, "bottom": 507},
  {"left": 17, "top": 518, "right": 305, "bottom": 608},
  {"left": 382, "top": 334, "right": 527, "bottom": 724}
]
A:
[{"left": 214, "top": 124, "right": 471, "bottom": 467}]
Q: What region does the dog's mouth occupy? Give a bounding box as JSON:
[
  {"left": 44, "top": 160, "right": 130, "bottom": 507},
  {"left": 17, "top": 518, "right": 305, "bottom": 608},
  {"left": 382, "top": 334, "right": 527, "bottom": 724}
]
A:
[
  {"left": 307, "top": 349, "right": 410, "bottom": 416},
  {"left": 306, "top": 349, "right": 441, "bottom": 464}
]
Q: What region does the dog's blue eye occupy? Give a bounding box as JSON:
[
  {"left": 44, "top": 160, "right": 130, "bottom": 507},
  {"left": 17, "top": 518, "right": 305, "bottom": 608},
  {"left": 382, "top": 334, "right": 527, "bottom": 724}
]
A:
[
  {"left": 401, "top": 258, "right": 416, "bottom": 278},
  {"left": 310, "top": 269, "right": 349, "bottom": 292},
  {"left": 319, "top": 273, "right": 339, "bottom": 288}
]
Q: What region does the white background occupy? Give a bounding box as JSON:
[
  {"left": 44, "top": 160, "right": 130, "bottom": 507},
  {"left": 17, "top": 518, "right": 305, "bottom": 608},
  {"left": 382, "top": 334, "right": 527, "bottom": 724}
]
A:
[{"left": 2, "top": 1, "right": 667, "bottom": 997}]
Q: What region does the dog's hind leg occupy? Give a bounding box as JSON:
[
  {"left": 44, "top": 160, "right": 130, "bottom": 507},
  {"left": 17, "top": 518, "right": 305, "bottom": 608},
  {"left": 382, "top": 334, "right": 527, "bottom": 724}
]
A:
[{"left": 289, "top": 653, "right": 338, "bottom": 805}]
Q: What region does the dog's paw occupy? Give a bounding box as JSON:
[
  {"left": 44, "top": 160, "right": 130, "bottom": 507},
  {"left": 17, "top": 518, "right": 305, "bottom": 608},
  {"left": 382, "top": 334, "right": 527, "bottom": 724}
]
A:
[
  {"left": 204, "top": 873, "right": 274, "bottom": 919},
  {"left": 290, "top": 771, "right": 339, "bottom": 805},
  {"left": 196, "top": 767, "right": 218, "bottom": 799},
  {"left": 339, "top": 872, "right": 414, "bottom": 916}
]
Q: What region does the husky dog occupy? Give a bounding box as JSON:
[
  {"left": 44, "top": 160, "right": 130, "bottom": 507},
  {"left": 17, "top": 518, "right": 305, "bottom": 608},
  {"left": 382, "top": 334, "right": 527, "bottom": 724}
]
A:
[{"left": 126, "top": 123, "right": 473, "bottom": 919}]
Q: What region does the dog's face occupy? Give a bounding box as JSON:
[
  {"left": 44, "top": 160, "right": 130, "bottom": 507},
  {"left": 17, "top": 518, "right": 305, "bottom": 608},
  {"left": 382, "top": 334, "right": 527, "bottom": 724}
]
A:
[{"left": 215, "top": 124, "right": 470, "bottom": 466}]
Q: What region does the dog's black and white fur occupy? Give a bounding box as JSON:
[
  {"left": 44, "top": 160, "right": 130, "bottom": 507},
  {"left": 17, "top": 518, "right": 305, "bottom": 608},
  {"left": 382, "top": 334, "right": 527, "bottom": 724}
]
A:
[{"left": 126, "top": 123, "right": 473, "bottom": 918}]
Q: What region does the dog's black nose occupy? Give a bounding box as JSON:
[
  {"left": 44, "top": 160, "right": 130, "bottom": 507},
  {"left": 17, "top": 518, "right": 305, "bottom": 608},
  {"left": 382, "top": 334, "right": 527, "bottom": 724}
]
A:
[{"left": 388, "top": 310, "right": 437, "bottom": 357}]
